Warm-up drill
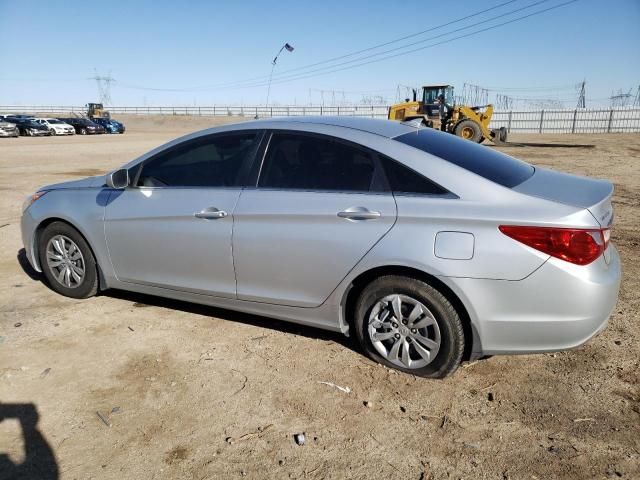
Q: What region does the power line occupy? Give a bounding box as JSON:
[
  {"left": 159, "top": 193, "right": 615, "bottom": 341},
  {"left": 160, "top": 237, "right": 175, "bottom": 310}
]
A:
[
  {"left": 252, "top": 0, "right": 553, "bottom": 88},
  {"left": 232, "top": 0, "right": 580, "bottom": 91},
  {"left": 115, "top": 0, "right": 535, "bottom": 93}
]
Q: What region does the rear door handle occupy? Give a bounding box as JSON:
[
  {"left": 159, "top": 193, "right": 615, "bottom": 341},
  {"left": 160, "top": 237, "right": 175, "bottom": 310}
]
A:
[
  {"left": 194, "top": 208, "right": 227, "bottom": 219},
  {"left": 337, "top": 206, "right": 381, "bottom": 220}
]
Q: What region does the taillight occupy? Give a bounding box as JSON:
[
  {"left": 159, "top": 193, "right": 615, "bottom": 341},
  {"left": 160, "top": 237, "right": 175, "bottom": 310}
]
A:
[{"left": 499, "top": 225, "right": 610, "bottom": 266}]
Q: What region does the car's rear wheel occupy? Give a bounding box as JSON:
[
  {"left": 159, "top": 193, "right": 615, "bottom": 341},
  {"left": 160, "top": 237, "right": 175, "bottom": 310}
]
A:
[
  {"left": 80, "top": 128, "right": 87, "bottom": 135},
  {"left": 38, "top": 222, "right": 98, "bottom": 299},
  {"left": 354, "top": 276, "right": 464, "bottom": 378}
]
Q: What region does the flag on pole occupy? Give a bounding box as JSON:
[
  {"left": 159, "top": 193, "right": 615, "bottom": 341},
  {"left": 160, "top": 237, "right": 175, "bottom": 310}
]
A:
[{"left": 284, "top": 43, "right": 294, "bottom": 52}]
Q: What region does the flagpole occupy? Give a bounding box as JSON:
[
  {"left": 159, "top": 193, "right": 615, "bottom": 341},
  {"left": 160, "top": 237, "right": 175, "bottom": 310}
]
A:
[{"left": 263, "top": 43, "right": 293, "bottom": 118}]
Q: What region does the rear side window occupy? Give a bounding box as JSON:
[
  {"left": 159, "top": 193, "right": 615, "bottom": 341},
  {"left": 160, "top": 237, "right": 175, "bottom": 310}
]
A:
[
  {"left": 395, "top": 129, "right": 534, "bottom": 187},
  {"left": 259, "top": 132, "right": 385, "bottom": 192},
  {"left": 380, "top": 156, "right": 448, "bottom": 195},
  {"left": 137, "top": 132, "right": 260, "bottom": 187}
]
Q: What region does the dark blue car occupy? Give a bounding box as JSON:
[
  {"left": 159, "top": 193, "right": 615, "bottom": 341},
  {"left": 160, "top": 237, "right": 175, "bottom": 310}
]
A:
[{"left": 92, "top": 117, "right": 125, "bottom": 134}]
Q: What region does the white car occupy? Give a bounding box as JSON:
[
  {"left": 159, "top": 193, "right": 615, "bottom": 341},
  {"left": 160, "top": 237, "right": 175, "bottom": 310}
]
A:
[{"left": 34, "top": 118, "right": 75, "bottom": 136}]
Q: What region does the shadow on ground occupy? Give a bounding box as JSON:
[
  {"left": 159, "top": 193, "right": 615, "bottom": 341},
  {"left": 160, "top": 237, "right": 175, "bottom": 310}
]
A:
[{"left": 0, "top": 403, "right": 58, "bottom": 480}]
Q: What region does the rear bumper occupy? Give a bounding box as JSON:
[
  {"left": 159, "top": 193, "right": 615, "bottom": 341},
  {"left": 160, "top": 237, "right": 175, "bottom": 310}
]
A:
[{"left": 449, "top": 246, "right": 621, "bottom": 355}]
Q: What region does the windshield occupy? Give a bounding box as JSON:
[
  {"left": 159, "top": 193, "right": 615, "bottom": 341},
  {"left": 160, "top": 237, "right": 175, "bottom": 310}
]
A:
[
  {"left": 394, "top": 128, "right": 534, "bottom": 188},
  {"left": 47, "top": 119, "right": 62, "bottom": 124}
]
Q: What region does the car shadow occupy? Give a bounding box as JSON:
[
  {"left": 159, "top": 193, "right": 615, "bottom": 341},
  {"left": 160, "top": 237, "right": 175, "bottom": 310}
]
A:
[
  {"left": 15, "top": 248, "right": 354, "bottom": 350},
  {"left": 16, "top": 249, "right": 41, "bottom": 281},
  {"left": 0, "top": 403, "right": 59, "bottom": 480},
  {"left": 105, "top": 288, "right": 356, "bottom": 350}
]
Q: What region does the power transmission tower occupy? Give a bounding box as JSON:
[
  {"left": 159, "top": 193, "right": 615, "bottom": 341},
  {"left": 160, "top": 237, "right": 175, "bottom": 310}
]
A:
[
  {"left": 461, "top": 83, "right": 488, "bottom": 106},
  {"left": 610, "top": 88, "right": 633, "bottom": 108},
  {"left": 576, "top": 80, "right": 586, "bottom": 108},
  {"left": 634, "top": 85, "right": 640, "bottom": 107},
  {"left": 89, "top": 69, "right": 115, "bottom": 105},
  {"left": 495, "top": 93, "right": 513, "bottom": 110}
]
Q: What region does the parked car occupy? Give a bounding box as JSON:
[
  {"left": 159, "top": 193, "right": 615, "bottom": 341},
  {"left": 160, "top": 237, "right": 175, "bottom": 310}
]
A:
[
  {"left": 20, "top": 117, "right": 621, "bottom": 378},
  {"left": 0, "top": 118, "right": 19, "bottom": 137},
  {"left": 33, "top": 118, "right": 75, "bottom": 136},
  {"left": 92, "top": 117, "right": 125, "bottom": 134},
  {"left": 58, "top": 117, "right": 105, "bottom": 135},
  {"left": 7, "top": 117, "right": 51, "bottom": 136}
]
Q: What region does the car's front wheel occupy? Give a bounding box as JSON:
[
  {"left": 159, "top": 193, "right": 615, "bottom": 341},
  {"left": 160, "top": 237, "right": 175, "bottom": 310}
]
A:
[
  {"left": 49, "top": 128, "right": 56, "bottom": 136},
  {"left": 354, "top": 276, "right": 464, "bottom": 378},
  {"left": 80, "top": 128, "right": 87, "bottom": 135},
  {"left": 38, "top": 221, "right": 98, "bottom": 299}
]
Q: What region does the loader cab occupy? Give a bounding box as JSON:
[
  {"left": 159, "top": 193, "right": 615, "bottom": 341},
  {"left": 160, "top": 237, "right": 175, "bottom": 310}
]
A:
[{"left": 421, "top": 85, "right": 454, "bottom": 118}]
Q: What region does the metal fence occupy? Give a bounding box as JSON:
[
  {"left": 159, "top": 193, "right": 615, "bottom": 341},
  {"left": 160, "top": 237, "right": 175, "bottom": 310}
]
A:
[{"left": 1, "top": 105, "right": 639, "bottom": 133}]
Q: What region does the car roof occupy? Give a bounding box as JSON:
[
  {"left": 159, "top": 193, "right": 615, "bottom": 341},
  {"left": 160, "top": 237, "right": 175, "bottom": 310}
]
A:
[{"left": 247, "top": 116, "right": 418, "bottom": 139}]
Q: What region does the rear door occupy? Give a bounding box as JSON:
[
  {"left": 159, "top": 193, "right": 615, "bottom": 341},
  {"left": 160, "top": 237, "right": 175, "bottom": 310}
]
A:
[
  {"left": 104, "top": 130, "right": 262, "bottom": 297},
  {"left": 233, "top": 131, "right": 397, "bottom": 308}
]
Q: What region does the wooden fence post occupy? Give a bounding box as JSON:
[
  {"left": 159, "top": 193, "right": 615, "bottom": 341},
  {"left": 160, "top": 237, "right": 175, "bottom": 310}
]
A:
[
  {"left": 539, "top": 110, "right": 544, "bottom": 133},
  {"left": 507, "top": 111, "right": 513, "bottom": 133},
  {"left": 571, "top": 109, "right": 577, "bottom": 134}
]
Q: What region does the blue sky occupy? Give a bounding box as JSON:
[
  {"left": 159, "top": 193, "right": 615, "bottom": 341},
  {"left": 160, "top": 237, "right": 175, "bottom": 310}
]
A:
[{"left": 0, "top": 0, "right": 638, "bottom": 107}]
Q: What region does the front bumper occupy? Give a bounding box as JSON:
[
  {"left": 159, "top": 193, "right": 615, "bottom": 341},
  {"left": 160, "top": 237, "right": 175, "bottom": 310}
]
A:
[
  {"left": 449, "top": 246, "right": 621, "bottom": 355},
  {"left": 54, "top": 128, "right": 75, "bottom": 135},
  {"left": 30, "top": 129, "right": 51, "bottom": 136},
  {"left": 21, "top": 209, "right": 40, "bottom": 272},
  {"left": 0, "top": 129, "right": 18, "bottom": 137}
]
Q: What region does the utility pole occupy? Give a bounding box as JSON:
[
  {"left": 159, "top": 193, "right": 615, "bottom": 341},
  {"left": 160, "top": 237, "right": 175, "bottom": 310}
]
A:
[{"left": 576, "top": 80, "right": 586, "bottom": 109}]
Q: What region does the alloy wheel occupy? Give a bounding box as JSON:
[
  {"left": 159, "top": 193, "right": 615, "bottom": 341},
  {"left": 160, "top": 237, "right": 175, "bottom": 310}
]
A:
[
  {"left": 46, "top": 235, "right": 85, "bottom": 288},
  {"left": 368, "top": 294, "right": 441, "bottom": 369}
]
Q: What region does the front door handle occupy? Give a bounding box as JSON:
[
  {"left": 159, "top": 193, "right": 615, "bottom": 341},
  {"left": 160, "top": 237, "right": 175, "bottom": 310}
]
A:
[
  {"left": 194, "top": 208, "right": 227, "bottom": 219},
  {"left": 337, "top": 206, "right": 381, "bottom": 220}
]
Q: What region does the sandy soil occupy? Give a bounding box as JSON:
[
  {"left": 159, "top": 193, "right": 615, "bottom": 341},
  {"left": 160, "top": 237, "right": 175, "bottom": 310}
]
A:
[{"left": 1, "top": 116, "right": 639, "bottom": 479}]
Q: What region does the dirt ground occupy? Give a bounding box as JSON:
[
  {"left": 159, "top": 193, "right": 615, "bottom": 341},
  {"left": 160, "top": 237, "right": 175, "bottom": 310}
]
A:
[{"left": 1, "top": 115, "right": 638, "bottom": 480}]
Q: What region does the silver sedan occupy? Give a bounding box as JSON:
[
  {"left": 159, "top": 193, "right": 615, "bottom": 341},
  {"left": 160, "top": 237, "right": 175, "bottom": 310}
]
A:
[{"left": 20, "top": 117, "right": 621, "bottom": 377}]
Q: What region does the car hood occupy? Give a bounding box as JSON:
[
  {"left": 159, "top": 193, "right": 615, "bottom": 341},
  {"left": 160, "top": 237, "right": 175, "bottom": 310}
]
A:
[{"left": 41, "top": 175, "right": 106, "bottom": 191}]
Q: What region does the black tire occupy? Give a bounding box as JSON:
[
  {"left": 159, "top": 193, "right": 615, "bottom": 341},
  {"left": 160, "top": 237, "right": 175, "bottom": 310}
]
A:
[
  {"left": 38, "top": 221, "right": 98, "bottom": 299},
  {"left": 49, "top": 128, "right": 56, "bottom": 136},
  {"left": 453, "top": 119, "right": 483, "bottom": 143},
  {"left": 354, "top": 275, "right": 464, "bottom": 378},
  {"left": 80, "top": 128, "right": 87, "bottom": 135}
]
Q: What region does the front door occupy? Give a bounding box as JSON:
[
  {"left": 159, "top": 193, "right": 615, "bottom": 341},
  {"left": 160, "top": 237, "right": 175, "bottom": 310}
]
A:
[{"left": 104, "top": 130, "right": 262, "bottom": 298}]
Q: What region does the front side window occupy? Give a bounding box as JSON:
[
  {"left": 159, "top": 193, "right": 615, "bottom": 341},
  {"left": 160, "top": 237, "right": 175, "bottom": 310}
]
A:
[
  {"left": 137, "top": 132, "right": 260, "bottom": 188},
  {"left": 258, "top": 132, "right": 384, "bottom": 192}
]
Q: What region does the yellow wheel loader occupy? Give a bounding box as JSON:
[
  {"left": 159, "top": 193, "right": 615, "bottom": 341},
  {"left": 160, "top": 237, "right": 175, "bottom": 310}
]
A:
[
  {"left": 86, "top": 103, "right": 111, "bottom": 120},
  {"left": 388, "top": 84, "right": 507, "bottom": 144}
]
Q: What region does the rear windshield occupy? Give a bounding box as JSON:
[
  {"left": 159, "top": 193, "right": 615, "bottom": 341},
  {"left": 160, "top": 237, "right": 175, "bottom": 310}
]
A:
[{"left": 395, "top": 129, "right": 534, "bottom": 188}]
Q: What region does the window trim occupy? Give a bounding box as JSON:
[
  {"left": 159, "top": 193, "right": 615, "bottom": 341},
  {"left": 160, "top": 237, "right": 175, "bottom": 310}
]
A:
[{"left": 129, "top": 129, "right": 266, "bottom": 190}]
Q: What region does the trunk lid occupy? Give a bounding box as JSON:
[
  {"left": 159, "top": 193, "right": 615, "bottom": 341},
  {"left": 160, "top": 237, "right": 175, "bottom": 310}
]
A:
[{"left": 513, "top": 167, "right": 614, "bottom": 227}]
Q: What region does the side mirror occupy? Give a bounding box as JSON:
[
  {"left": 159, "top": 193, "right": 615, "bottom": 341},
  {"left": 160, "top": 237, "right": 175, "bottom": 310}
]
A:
[{"left": 106, "top": 168, "right": 129, "bottom": 189}]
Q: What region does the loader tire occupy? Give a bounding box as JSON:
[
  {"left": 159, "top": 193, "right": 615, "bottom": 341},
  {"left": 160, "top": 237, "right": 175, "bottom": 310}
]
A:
[{"left": 454, "top": 120, "right": 482, "bottom": 143}]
